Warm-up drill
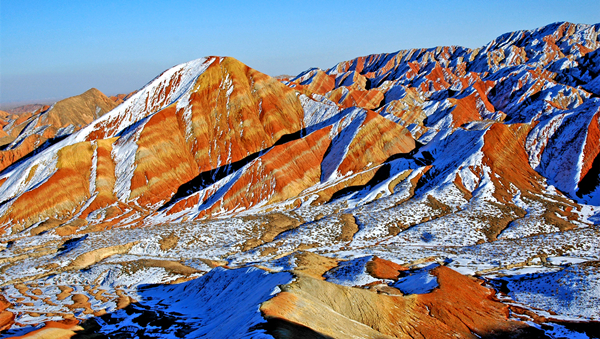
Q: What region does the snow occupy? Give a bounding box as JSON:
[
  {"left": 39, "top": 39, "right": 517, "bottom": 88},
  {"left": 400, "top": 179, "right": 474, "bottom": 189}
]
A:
[
  {"left": 290, "top": 68, "right": 319, "bottom": 84},
  {"left": 392, "top": 263, "right": 440, "bottom": 294},
  {"left": 89, "top": 141, "right": 98, "bottom": 195},
  {"left": 497, "top": 198, "right": 560, "bottom": 240},
  {"left": 497, "top": 262, "right": 600, "bottom": 321},
  {"left": 537, "top": 99, "right": 600, "bottom": 197},
  {"left": 131, "top": 267, "right": 292, "bottom": 338},
  {"left": 546, "top": 256, "right": 591, "bottom": 266},
  {"left": 73, "top": 57, "right": 216, "bottom": 144},
  {"left": 0, "top": 147, "right": 59, "bottom": 227},
  {"left": 0, "top": 57, "right": 217, "bottom": 226},
  {"left": 111, "top": 118, "right": 148, "bottom": 203},
  {"left": 323, "top": 256, "right": 380, "bottom": 286},
  {"left": 533, "top": 322, "right": 592, "bottom": 339},
  {"left": 5, "top": 117, "right": 44, "bottom": 150},
  {"left": 320, "top": 108, "right": 366, "bottom": 182},
  {"left": 55, "top": 124, "right": 76, "bottom": 138},
  {"left": 299, "top": 93, "right": 340, "bottom": 130}
]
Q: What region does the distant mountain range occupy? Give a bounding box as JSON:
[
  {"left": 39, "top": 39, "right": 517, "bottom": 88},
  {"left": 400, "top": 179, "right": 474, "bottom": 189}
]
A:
[{"left": 0, "top": 21, "right": 599, "bottom": 338}]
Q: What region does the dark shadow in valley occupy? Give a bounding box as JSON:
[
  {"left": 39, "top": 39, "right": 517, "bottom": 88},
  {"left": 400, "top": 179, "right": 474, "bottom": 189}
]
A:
[
  {"left": 327, "top": 142, "right": 432, "bottom": 203},
  {"left": 475, "top": 328, "right": 550, "bottom": 339},
  {"left": 55, "top": 235, "right": 89, "bottom": 257},
  {"left": 157, "top": 146, "right": 266, "bottom": 212},
  {"left": 251, "top": 317, "right": 335, "bottom": 339},
  {"left": 577, "top": 153, "right": 600, "bottom": 198},
  {"left": 70, "top": 302, "right": 194, "bottom": 339},
  {"left": 158, "top": 108, "right": 358, "bottom": 212},
  {"left": 0, "top": 134, "right": 70, "bottom": 177}
]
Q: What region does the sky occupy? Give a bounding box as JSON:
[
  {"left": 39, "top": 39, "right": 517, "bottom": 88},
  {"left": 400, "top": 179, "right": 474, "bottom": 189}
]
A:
[{"left": 1, "top": 0, "right": 599, "bottom": 106}]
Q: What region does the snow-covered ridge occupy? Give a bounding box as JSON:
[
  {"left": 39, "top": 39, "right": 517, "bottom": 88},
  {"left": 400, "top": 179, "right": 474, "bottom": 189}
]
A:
[
  {"left": 73, "top": 57, "right": 216, "bottom": 143},
  {"left": 0, "top": 57, "right": 216, "bottom": 208}
]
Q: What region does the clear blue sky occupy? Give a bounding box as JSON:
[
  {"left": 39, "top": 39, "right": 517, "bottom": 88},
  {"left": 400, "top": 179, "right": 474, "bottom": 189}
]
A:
[{"left": 1, "top": 0, "right": 599, "bottom": 105}]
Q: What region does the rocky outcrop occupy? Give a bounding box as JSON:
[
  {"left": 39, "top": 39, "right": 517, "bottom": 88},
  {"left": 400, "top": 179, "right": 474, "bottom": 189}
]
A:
[{"left": 261, "top": 264, "right": 542, "bottom": 338}]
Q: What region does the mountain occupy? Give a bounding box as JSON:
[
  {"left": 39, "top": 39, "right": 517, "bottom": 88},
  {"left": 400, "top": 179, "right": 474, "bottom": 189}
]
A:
[
  {"left": 0, "top": 88, "right": 120, "bottom": 172},
  {"left": 1, "top": 21, "right": 599, "bottom": 338},
  {"left": 108, "top": 91, "right": 137, "bottom": 105},
  {"left": 2, "top": 104, "right": 47, "bottom": 115}
]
